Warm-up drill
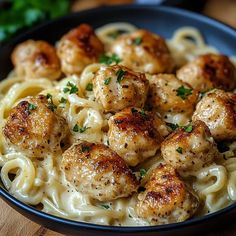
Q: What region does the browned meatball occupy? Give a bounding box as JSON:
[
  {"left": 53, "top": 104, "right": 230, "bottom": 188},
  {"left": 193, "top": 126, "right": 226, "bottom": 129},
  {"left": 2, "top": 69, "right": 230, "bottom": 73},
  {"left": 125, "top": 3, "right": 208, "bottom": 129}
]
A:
[
  {"left": 110, "top": 30, "right": 175, "bottom": 74},
  {"left": 161, "top": 120, "right": 219, "bottom": 171},
  {"left": 136, "top": 164, "right": 199, "bottom": 225},
  {"left": 108, "top": 107, "right": 167, "bottom": 166},
  {"left": 192, "top": 89, "right": 236, "bottom": 140},
  {"left": 3, "top": 95, "right": 68, "bottom": 156},
  {"left": 12, "top": 40, "right": 61, "bottom": 80},
  {"left": 57, "top": 24, "right": 104, "bottom": 75},
  {"left": 93, "top": 65, "right": 149, "bottom": 112},
  {"left": 148, "top": 74, "right": 198, "bottom": 122},
  {"left": 177, "top": 54, "right": 236, "bottom": 92},
  {"left": 61, "top": 141, "right": 139, "bottom": 201}
]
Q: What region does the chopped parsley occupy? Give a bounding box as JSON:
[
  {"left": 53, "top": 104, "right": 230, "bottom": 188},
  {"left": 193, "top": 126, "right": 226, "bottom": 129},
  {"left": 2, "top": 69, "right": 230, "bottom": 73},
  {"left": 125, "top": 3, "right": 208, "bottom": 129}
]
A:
[
  {"left": 139, "top": 109, "right": 147, "bottom": 118},
  {"left": 134, "top": 37, "right": 142, "bottom": 45},
  {"left": 176, "top": 147, "right": 183, "bottom": 154},
  {"left": 46, "top": 93, "right": 57, "bottom": 112},
  {"left": 131, "top": 108, "right": 138, "bottom": 114},
  {"left": 73, "top": 124, "right": 90, "bottom": 133},
  {"left": 116, "top": 69, "right": 126, "bottom": 83},
  {"left": 104, "top": 77, "right": 112, "bottom": 85},
  {"left": 140, "top": 168, "right": 147, "bottom": 178},
  {"left": 28, "top": 103, "right": 37, "bottom": 112},
  {"left": 107, "top": 29, "right": 128, "bottom": 39},
  {"left": 176, "top": 86, "right": 192, "bottom": 100},
  {"left": 59, "top": 97, "right": 67, "bottom": 104},
  {"left": 99, "top": 53, "right": 121, "bottom": 65},
  {"left": 86, "top": 83, "right": 93, "bottom": 91},
  {"left": 81, "top": 144, "right": 91, "bottom": 152},
  {"left": 101, "top": 204, "right": 110, "bottom": 210},
  {"left": 184, "top": 125, "right": 193, "bottom": 133},
  {"left": 166, "top": 122, "right": 179, "bottom": 131},
  {"left": 63, "top": 81, "right": 78, "bottom": 94}
]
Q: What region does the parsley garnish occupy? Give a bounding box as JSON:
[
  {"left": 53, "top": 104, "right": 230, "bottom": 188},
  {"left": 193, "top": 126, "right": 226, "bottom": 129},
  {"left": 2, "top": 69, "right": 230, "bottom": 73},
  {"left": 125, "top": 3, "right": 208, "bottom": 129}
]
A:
[
  {"left": 73, "top": 124, "right": 90, "bottom": 133},
  {"left": 176, "top": 147, "right": 183, "bottom": 154},
  {"left": 28, "top": 103, "right": 37, "bottom": 111},
  {"left": 86, "top": 83, "right": 93, "bottom": 91},
  {"left": 166, "top": 122, "right": 179, "bottom": 131},
  {"left": 107, "top": 29, "right": 127, "bottom": 39},
  {"left": 59, "top": 97, "right": 67, "bottom": 104},
  {"left": 176, "top": 86, "right": 192, "bottom": 100},
  {"left": 184, "top": 125, "right": 193, "bottom": 133},
  {"left": 104, "top": 77, "right": 111, "bottom": 85},
  {"left": 46, "top": 93, "right": 57, "bottom": 112},
  {"left": 63, "top": 81, "right": 78, "bottom": 94},
  {"left": 101, "top": 204, "right": 110, "bottom": 210},
  {"left": 81, "top": 144, "right": 91, "bottom": 152},
  {"left": 140, "top": 168, "right": 147, "bottom": 178},
  {"left": 131, "top": 108, "right": 138, "bottom": 114},
  {"left": 99, "top": 53, "right": 121, "bottom": 65},
  {"left": 134, "top": 37, "right": 142, "bottom": 45},
  {"left": 116, "top": 69, "right": 126, "bottom": 83},
  {"left": 139, "top": 109, "right": 147, "bottom": 118}
]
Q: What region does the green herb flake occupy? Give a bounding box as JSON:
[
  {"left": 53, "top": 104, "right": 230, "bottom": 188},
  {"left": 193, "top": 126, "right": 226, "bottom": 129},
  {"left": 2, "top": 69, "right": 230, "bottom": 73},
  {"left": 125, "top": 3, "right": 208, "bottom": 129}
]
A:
[
  {"left": 101, "top": 204, "right": 110, "bottom": 210},
  {"left": 116, "top": 69, "right": 126, "bottom": 83},
  {"left": 139, "top": 109, "right": 147, "bottom": 118},
  {"left": 176, "top": 147, "right": 183, "bottom": 154},
  {"left": 166, "top": 122, "right": 179, "bottom": 131},
  {"left": 73, "top": 124, "right": 90, "bottom": 133},
  {"left": 129, "top": 214, "right": 133, "bottom": 218},
  {"left": 59, "top": 97, "right": 67, "bottom": 104},
  {"left": 99, "top": 53, "right": 121, "bottom": 65},
  {"left": 134, "top": 37, "right": 142, "bottom": 45},
  {"left": 63, "top": 81, "right": 78, "bottom": 94},
  {"left": 107, "top": 29, "right": 127, "bottom": 39},
  {"left": 86, "top": 83, "right": 93, "bottom": 91},
  {"left": 104, "top": 77, "right": 112, "bottom": 85},
  {"left": 46, "top": 93, "right": 57, "bottom": 112},
  {"left": 140, "top": 168, "right": 147, "bottom": 178},
  {"left": 184, "top": 125, "right": 193, "bottom": 133},
  {"left": 131, "top": 108, "right": 138, "bottom": 114},
  {"left": 176, "top": 86, "right": 193, "bottom": 100},
  {"left": 28, "top": 103, "right": 37, "bottom": 111}
]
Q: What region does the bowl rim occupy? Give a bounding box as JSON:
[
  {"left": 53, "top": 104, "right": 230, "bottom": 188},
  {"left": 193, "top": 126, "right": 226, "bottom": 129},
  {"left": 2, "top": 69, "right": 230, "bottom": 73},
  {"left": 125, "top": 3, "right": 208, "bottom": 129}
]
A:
[{"left": 1, "top": 4, "right": 236, "bottom": 233}]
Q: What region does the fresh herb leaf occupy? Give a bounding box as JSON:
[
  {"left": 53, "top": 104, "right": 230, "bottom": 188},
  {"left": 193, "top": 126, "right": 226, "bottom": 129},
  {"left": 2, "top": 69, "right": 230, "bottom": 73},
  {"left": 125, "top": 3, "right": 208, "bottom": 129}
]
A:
[
  {"left": 63, "top": 81, "right": 78, "bottom": 94},
  {"left": 28, "top": 103, "right": 37, "bottom": 111},
  {"left": 81, "top": 144, "right": 91, "bottom": 152},
  {"left": 176, "top": 147, "right": 183, "bottom": 154},
  {"left": 131, "top": 108, "right": 138, "bottom": 114},
  {"left": 140, "top": 168, "right": 147, "bottom": 178},
  {"left": 176, "top": 86, "right": 192, "bottom": 100},
  {"left": 59, "top": 97, "right": 67, "bottom": 104},
  {"left": 46, "top": 93, "right": 57, "bottom": 112},
  {"left": 128, "top": 214, "right": 133, "bottom": 218},
  {"left": 184, "top": 125, "right": 193, "bottom": 133},
  {"left": 139, "top": 109, "right": 147, "bottom": 118},
  {"left": 116, "top": 69, "right": 126, "bottom": 83},
  {"left": 134, "top": 37, "right": 142, "bottom": 45},
  {"left": 73, "top": 124, "right": 90, "bottom": 133},
  {"left": 101, "top": 204, "right": 110, "bottom": 210},
  {"left": 99, "top": 53, "right": 121, "bottom": 65},
  {"left": 107, "top": 29, "right": 128, "bottom": 39},
  {"left": 86, "top": 83, "right": 93, "bottom": 91},
  {"left": 104, "top": 77, "right": 112, "bottom": 85},
  {"left": 166, "top": 122, "right": 179, "bottom": 131}
]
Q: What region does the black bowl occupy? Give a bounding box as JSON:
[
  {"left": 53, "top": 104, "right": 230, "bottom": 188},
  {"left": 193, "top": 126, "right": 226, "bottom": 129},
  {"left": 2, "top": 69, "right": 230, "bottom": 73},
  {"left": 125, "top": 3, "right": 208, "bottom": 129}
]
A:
[{"left": 0, "top": 5, "right": 236, "bottom": 236}]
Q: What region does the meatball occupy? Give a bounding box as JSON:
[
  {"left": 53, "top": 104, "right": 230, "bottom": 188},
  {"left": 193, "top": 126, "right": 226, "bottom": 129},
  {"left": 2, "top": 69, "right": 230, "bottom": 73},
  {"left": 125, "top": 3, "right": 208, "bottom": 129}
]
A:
[
  {"left": 61, "top": 141, "right": 139, "bottom": 201},
  {"left": 57, "top": 24, "right": 104, "bottom": 75},
  {"left": 136, "top": 164, "right": 199, "bottom": 225},
  {"left": 11, "top": 40, "right": 61, "bottom": 80},
  {"left": 148, "top": 74, "right": 198, "bottom": 122},
  {"left": 93, "top": 65, "right": 149, "bottom": 112},
  {"left": 161, "top": 120, "right": 219, "bottom": 171},
  {"left": 177, "top": 53, "right": 236, "bottom": 92},
  {"left": 108, "top": 108, "right": 166, "bottom": 166},
  {"left": 110, "top": 29, "right": 175, "bottom": 74},
  {"left": 3, "top": 95, "right": 68, "bottom": 157},
  {"left": 192, "top": 89, "right": 236, "bottom": 140}
]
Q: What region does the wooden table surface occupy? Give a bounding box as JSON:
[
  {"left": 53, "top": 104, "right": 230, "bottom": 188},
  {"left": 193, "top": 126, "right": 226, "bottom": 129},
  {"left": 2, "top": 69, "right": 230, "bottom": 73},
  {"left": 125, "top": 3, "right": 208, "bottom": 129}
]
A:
[{"left": 1, "top": 1, "right": 236, "bottom": 236}]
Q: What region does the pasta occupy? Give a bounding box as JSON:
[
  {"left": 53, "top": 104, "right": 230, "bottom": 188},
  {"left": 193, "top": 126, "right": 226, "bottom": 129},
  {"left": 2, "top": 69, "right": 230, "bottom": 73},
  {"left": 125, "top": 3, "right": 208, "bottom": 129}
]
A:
[{"left": 0, "top": 22, "right": 236, "bottom": 226}]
